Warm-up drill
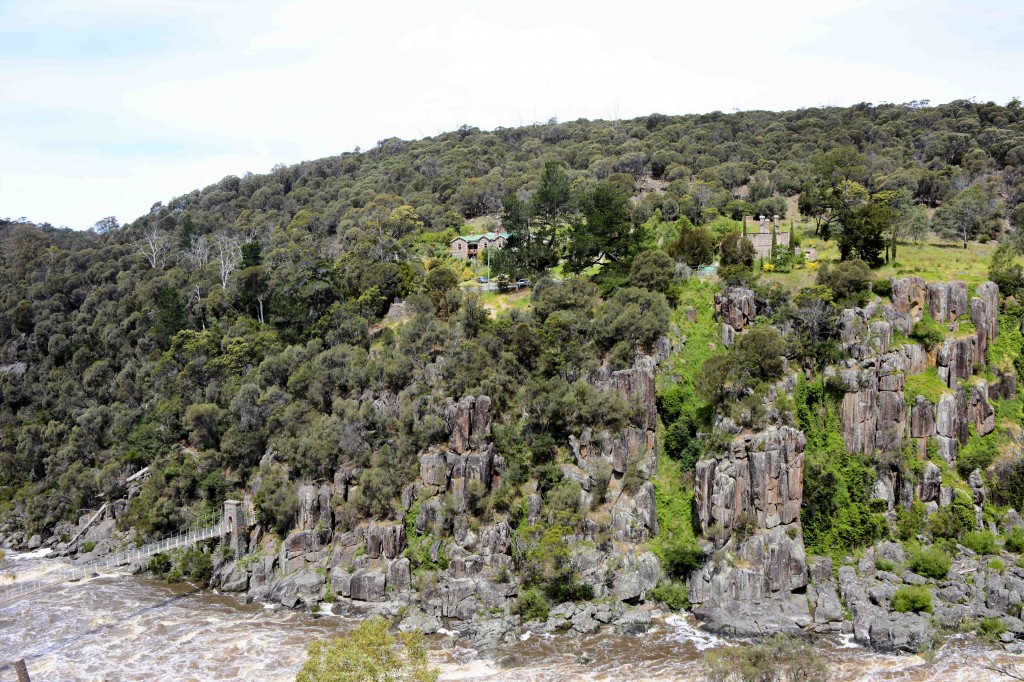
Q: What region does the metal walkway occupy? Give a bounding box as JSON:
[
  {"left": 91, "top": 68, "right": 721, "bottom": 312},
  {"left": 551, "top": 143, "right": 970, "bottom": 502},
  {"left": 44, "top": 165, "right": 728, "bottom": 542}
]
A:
[{"left": 0, "top": 519, "right": 227, "bottom": 606}]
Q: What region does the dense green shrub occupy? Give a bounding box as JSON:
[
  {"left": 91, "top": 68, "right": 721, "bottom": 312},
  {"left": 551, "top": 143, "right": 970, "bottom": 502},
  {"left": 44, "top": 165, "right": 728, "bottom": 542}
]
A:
[
  {"left": 1005, "top": 526, "right": 1024, "bottom": 553},
  {"left": 875, "top": 557, "right": 896, "bottom": 572},
  {"left": 927, "top": 491, "right": 977, "bottom": 540},
  {"left": 511, "top": 589, "right": 549, "bottom": 622},
  {"left": 989, "top": 243, "right": 1024, "bottom": 298},
  {"left": 979, "top": 616, "right": 1008, "bottom": 640},
  {"left": 663, "top": 540, "right": 706, "bottom": 578},
  {"left": 896, "top": 500, "right": 927, "bottom": 541},
  {"left": 816, "top": 259, "right": 874, "bottom": 306},
  {"left": 719, "top": 231, "right": 755, "bottom": 267},
  {"left": 872, "top": 278, "right": 893, "bottom": 299},
  {"left": 701, "top": 634, "right": 828, "bottom": 682},
  {"left": 910, "top": 546, "right": 951, "bottom": 579},
  {"left": 892, "top": 586, "right": 933, "bottom": 614},
  {"left": 961, "top": 530, "right": 998, "bottom": 555},
  {"left": 910, "top": 315, "right": 945, "bottom": 350},
  {"left": 958, "top": 434, "right": 998, "bottom": 480},
  {"left": 148, "top": 553, "right": 172, "bottom": 574},
  {"left": 629, "top": 249, "right": 676, "bottom": 294},
  {"left": 797, "top": 377, "right": 885, "bottom": 557},
  {"left": 649, "top": 582, "right": 690, "bottom": 610}
]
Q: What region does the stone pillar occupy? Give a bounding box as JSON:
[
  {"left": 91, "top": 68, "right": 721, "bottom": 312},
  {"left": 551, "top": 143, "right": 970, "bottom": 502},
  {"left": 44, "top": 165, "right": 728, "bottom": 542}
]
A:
[{"left": 223, "top": 499, "right": 244, "bottom": 556}]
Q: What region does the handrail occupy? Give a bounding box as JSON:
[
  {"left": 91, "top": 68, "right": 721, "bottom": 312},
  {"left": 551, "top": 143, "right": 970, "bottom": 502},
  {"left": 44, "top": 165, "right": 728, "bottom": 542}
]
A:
[{"left": 0, "top": 511, "right": 247, "bottom": 606}]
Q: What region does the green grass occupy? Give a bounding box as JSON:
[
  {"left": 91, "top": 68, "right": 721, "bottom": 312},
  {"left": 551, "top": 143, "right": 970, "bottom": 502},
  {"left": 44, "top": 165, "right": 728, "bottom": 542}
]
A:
[
  {"left": 662, "top": 278, "right": 722, "bottom": 389},
  {"left": 904, "top": 368, "right": 951, "bottom": 406},
  {"left": 650, "top": 454, "right": 699, "bottom": 557},
  {"left": 477, "top": 289, "right": 532, "bottom": 314},
  {"left": 760, "top": 221, "right": 1005, "bottom": 293},
  {"left": 990, "top": 309, "right": 1024, "bottom": 373}
]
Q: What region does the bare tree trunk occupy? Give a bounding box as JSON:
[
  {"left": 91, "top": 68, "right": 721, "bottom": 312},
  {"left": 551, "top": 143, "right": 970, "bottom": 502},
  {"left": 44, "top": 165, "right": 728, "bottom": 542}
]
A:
[{"left": 15, "top": 659, "right": 31, "bottom": 682}]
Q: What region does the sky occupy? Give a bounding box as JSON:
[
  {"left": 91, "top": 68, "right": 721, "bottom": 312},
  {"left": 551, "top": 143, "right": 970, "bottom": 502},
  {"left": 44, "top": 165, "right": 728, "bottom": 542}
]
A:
[{"left": 1, "top": 0, "right": 1021, "bottom": 230}]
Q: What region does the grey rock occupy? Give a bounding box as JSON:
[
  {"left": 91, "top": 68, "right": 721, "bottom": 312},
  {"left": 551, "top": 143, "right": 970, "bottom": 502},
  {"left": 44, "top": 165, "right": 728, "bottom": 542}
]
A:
[
  {"left": 387, "top": 557, "right": 412, "bottom": 593},
  {"left": 349, "top": 569, "right": 386, "bottom": 602},
  {"left": 614, "top": 607, "right": 653, "bottom": 635},
  {"left": 398, "top": 610, "right": 442, "bottom": 635},
  {"left": 867, "top": 612, "right": 935, "bottom": 653}
]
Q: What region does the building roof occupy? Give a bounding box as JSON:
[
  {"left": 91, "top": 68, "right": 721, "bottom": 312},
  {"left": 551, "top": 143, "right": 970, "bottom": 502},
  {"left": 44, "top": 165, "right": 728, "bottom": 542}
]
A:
[{"left": 450, "top": 232, "right": 510, "bottom": 245}]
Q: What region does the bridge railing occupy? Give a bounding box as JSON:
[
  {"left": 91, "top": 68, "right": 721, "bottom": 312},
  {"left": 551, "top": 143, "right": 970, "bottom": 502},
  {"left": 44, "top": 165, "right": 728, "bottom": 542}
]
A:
[{"left": 0, "top": 509, "right": 245, "bottom": 606}]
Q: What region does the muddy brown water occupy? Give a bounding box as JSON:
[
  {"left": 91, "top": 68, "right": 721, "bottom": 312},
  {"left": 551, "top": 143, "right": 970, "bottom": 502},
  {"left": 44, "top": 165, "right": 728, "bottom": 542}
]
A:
[{"left": 0, "top": 550, "right": 1019, "bottom": 681}]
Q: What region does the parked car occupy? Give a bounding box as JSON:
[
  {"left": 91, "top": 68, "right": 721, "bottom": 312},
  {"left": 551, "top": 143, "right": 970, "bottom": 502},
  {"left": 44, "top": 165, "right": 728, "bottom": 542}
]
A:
[
  {"left": 516, "top": 278, "right": 531, "bottom": 288},
  {"left": 476, "top": 276, "right": 489, "bottom": 283}
]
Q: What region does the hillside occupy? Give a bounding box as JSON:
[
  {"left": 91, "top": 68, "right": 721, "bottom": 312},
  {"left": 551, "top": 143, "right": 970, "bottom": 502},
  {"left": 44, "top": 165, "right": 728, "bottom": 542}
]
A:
[{"left": 3, "top": 99, "right": 1024, "bottom": 654}]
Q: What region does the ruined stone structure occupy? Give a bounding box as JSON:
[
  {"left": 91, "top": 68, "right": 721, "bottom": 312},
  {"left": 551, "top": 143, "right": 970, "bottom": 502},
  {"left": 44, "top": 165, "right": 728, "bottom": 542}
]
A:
[{"left": 743, "top": 214, "right": 791, "bottom": 259}]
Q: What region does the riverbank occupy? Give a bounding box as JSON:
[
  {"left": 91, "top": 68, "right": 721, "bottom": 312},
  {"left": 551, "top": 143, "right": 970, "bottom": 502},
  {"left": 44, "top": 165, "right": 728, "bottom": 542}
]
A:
[{"left": 1, "top": 550, "right": 1021, "bottom": 681}]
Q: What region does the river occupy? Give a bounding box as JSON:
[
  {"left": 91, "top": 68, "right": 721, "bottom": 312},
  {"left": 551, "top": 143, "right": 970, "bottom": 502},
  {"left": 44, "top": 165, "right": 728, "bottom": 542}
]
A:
[{"left": 0, "top": 550, "right": 1019, "bottom": 681}]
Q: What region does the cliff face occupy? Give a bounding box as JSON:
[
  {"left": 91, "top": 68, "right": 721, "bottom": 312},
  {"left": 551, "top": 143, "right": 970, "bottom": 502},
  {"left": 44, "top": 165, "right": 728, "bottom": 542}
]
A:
[
  {"left": 689, "top": 424, "right": 811, "bottom": 635},
  {"left": 692, "top": 277, "right": 1021, "bottom": 648},
  {"left": 203, "top": 353, "right": 665, "bottom": 641}
]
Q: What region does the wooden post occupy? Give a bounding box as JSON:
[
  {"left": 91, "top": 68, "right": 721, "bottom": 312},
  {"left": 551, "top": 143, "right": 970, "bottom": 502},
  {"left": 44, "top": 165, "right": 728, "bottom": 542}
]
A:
[{"left": 15, "top": 659, "right": 31, "bottom": 682}]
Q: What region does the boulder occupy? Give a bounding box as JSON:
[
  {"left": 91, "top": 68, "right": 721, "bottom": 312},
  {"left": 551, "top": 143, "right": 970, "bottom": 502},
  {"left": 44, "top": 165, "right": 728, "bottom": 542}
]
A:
[
  {"left": 867, "top": 612, "right": 935, "bottom": 653},
  {"left": 387, "top": 557, "right": 412, "bottom": 593},
  {"left": 221, "top": 564, "right": 250, "bottom": 592},
  {"left": 271, "top": 569, "right": 324, "bottom": 608},
  {"left": 971, "top": 282, "right": 1000, "bottom": 359},
  {"left": 891, "top": 277, "right": 927, "bottom": 320},
  {"left": 920, "top": 462, "right": 941, "bottom": 503},
  {"left": 937, "top": 336, "right": 977, "bottom": 389},
  {"left": 928, "top": 281, "right": 968, "bottom": 324},
  {"left": 364, "top": 523, "right": 406, "bottom": 560},
  {"left": 613, "top": 607, "right": 653, "bottom": 635},
  {"left": 398, "top": 610, "right": 442, "bottom": 635},
  {"left": 968, "top": 382, "right": 995, "bottom": 437},
  {"left": 349, "top": 569, "right": 387, "bottom": 602},
  {"left": 419, "top": 451, "right": 449, "bottom": 488},
  {"left": 446, "top": 395, "right": 492, "bottom": 454},
  {"left": 611, "top": 551, "right": 660, "bottom": 601}
]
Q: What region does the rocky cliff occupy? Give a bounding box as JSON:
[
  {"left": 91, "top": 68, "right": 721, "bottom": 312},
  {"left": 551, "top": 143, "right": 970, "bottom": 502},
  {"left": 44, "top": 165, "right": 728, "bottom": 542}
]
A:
[
  {"left": 199, "top": 353, "right": 666, "bottom": 645},
  {"left": 689, "top": 423, "right": 811, "bottom": 635}
]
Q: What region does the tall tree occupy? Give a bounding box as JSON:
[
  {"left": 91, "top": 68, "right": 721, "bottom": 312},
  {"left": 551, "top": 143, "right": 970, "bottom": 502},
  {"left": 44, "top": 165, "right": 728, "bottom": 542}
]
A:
[
  {"left": 564, "top": 182, "right": 642, "bottom": 273},
  {"left": 933, "top": 186, "right": 999, "bottom": 248}
]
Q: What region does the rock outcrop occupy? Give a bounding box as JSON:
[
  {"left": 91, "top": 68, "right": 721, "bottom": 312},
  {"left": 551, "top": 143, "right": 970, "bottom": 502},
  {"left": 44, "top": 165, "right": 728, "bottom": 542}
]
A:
[
  {"left": 694, "top": 426, "right": 805, "bottom": 538},
  {"left": 446, "top": 395, "right": 492, "bottom": 454},
  {"left": 690, "top": 424, "right": 810, "bottom": 634},
  {"left": 839, "top": 350, "right": 907, "bottom": 456},
  {"left": 715, "top": 286, "right": 756, "bottom": 332}
]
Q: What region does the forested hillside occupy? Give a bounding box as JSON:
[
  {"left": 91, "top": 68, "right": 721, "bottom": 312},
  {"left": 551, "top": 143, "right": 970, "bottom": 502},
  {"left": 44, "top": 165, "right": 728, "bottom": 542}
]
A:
[{"left": 3, "top": 99, "right": 1024, "bottom": 650}]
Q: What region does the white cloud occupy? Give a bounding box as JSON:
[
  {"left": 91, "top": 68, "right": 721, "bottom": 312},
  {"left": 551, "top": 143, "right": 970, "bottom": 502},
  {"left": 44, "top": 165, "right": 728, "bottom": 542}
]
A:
[{"left": 0, "top": 0, "right": 1020, "bottom": 228}]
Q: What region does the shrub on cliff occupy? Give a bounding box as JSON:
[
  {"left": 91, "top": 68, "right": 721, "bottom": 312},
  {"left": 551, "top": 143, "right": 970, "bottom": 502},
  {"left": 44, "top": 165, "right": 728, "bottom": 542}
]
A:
[
  {"left": 649, "top": 581, "right": 690, "bottom": 610},
  {"left": 511, "top": 589, "right": 549, "bottom": 622},
  {"left": 910, "top": 315, "right": 945, "bottom": 350},
  {"left": 663, "top": 539, "right": 706, "bottom": 579},
  {"left": 961, "top": 530, "right": 998, "bottom": 555},
  {"left": 988, "top": 243, "right": 1024, "bottom": 298},
  {"left": 909, "top": 546, "right": 951, "bottom": 579},
  {"left": 1005, "top": 526, "right": 1024, "bottom": 553},
  {"left": 892, "top": 586, "right": 933, "bottom": 614}
]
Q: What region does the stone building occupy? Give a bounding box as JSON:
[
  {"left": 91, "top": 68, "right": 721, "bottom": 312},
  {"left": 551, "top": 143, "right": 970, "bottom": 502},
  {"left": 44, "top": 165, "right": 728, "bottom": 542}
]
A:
[{"left": 743, "top": 215, "right": 791, "bottom": 260}]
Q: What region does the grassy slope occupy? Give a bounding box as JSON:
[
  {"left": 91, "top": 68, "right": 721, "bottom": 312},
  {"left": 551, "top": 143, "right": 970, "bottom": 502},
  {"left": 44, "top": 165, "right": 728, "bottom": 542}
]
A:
[
  {"left": 650, "top": 278, "right": 722, "bottom": 555},
  {"left": 760, "top": 220, "right": 1007, "bottom": 292}
]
